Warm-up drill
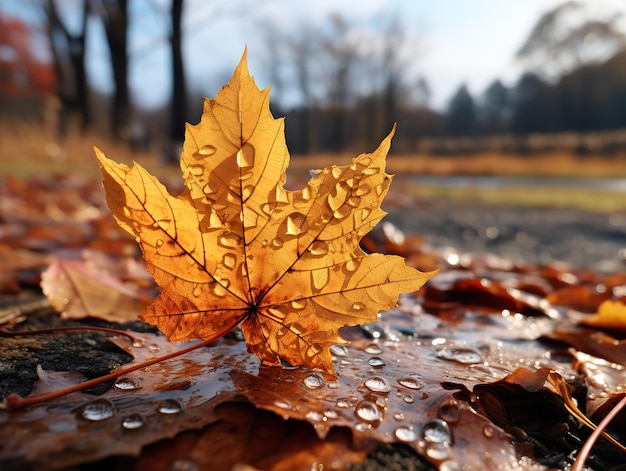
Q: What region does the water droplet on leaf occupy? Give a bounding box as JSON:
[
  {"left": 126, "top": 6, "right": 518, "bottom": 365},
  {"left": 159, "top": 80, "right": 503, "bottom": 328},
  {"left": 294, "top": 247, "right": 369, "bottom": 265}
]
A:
[
  {"left": 398, "top": 376, "right": 424, "bottom": 390},
  {"left": 286, "top": 212, "right": 307, "bottom": 235},
  {"left": 330, "top": 344, "right": 349, "bottom": 357},
  {"left": 114, "top": 377, "right": 141, "bottom": 390},
  {"left": 273, "top": 399, "right": 292, "bottom": 410},
  {"left": 222, "top": 253, "right": 236, "bottom": 269},
  {"left": 308, "top": 241, "right": 329, "bottom": 256},
  {"left": 364, "top": 376, "right": 391, "bottom": 393},
  {"left": 271, "top": 238, "right": 284, "bottom": 249},
  {"left": 437, "top": 347, "right": 483, "bottom": 364},
  {"left": 236, "top": 144, "right": 255, "bottom": 168},
  {"left": 364, "top": 343, "right": 383, "bottom": 355},
  {"left": 395, "top": 425, "right": 417, "bottom": 443},
  {"left": 368, "top": 356, "right": 386, "bottom": 367},
  {"left": 198, "top": 145, "right": 216, "bottom": 156},
  {"left": 122, "top": 414, "right": 145, "bottom": 430},
  {"left": 79, "top": 399, "right": 116, "bottom": 421},
  {"left": 422, "top": 419, "right": 452, "bottom": 444},
  {"left": 158, "top": 399, "right": 183, "bottom": 414},
  {"left": 355, "top": 400, "right": 382, "bottom": 422},
  {"left": 303, "top": 372, "right": 325, "bottom": 389}
]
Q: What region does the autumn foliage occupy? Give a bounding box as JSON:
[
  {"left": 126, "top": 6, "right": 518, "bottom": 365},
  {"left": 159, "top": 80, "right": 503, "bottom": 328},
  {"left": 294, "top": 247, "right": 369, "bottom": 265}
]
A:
[{"left": 96, "top": 51, "right": 436, "bottom": 371}]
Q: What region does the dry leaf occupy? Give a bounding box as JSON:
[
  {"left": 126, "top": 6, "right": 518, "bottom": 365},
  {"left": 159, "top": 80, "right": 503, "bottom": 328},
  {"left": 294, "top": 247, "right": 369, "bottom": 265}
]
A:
[
  {"left": 95, "top": 51, "right": 436, "bottom": 371},
  {"left": 40, "top": 258, "right": 149, "bottom": 322},
  {"left": 580, "top": 299, "right": 626, "bottom": 332}
]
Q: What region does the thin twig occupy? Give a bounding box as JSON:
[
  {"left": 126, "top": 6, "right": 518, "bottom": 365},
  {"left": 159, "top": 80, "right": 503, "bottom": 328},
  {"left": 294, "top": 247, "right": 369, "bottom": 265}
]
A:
[{"left": 571, "top": 395, "right": 626, "bottom": 471}]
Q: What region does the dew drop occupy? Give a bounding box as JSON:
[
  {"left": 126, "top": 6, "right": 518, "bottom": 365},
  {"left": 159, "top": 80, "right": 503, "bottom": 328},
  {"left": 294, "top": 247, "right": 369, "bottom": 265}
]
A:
[
  {"left": 306, "top": 411, "right": 323, "bottom": 422},
  {"left": 218, "top": 232, "right": 240, "bottom": 248},
  {"left": 333, "top": 205, "right": 352, "bottom": 220},
  {"left": 352, "top": 302, "right": 365, "bottom": 311},
  {"left": 198, "top": 145, "right": 217, "bottom": 156},
  {"left": 327, "top": 381, "right": 339, "bottom": 389},
  {"left": 324, "top": 410, "right": 338, "bottom": 419},
  {"left": 290, "top": 299, "right": 306, "bottom": 311},
  {"left": 364, "top": 376, "right": 391, "bottom": 393},
  {"left": 368, "top": 356, "right": 386, "bottom": 368},
  {"left": 437, "top": 347, "right": 483, "bottom": 364},
  {"left": 331, "top": 167, "right": 342, "bottom": 179},
  {"left": 330, "top": 344, "right": 349, "bottom": 357},
  {"left": 355, "top": 400, "right": 382, "bottom": 422},
  {"left": 303, "top": 372, "right": 325, "bottom": 389},
  {"left": 271, "top": 238, "right": 284, "bottom": 249},
  {"left": 114, "top": 377, "right": 141, "bottom": 391},
  {"left": 393, "top": 412, "right": 405, "bottom": 421},
  {"left": 158, "top": 399, "right": 183, "bottom": 414},
  {"left": 122, "top": 414, "right": 145, "bottom": 430},
  {"left": 312, "top": 267, "right": 329, "bottom": 290},
  {"left": 398, "top": 376, "right": 424, "bottom": 390},
  {"left": 394, "top": 425, "right": 417, "bottom": 443},
  {"left": 422, "top": 419, "right": 452, "bottom": 444},
  {"left": 336, "top": 398, "right": 351, "bottom": 409},
  {"left": 308, "top": 240, "right": 329, "bottom": 256},
  {"left": 426, "top": 443, "right": 451, "bottom": 461},
  {"left": 192, "top": 285, "right": 202, "bottom": 297},
  {"left": 132, "top": 339, "right": 145, "bottom": 348},
  {"left": 344, "top": 259, "right": 360, "bottom": 272},
  {"left": 364, "top": 343, "right": 383, "bottom": 355},
  {"left": 273, "top": 398, "right": 293, "bottom": 410},
  {"left": 483, "top": 424, "right": 494, "bottom": 438},
  {"left": 148, "top": 343, "right": 160, "bottom": 353},
  {"left": 236, "top": 144, "right": 255, "bottom": 168},
  {"left": 156, "top": 239, "right": 164, "bottom": 247},
  {"left": 79, "top": 399, "right": 116, "bottom": 421},
  {"left": 403, "top": 395, "right": 415, "bottom": 404},
  {"left": 439, "top": 399, "right": 461, "bottom": 423},
  {"left": 135, "top": 236, "right": 141, "bottom": 243},
  {"left": 286, "top": 212, "right": 307, "bottom": 235},
  {"left": 222, "top": 253, "right": 236, "bottom": 269},
  {"left": 242, "top": 185, "right": 254, "bottom": 200}
]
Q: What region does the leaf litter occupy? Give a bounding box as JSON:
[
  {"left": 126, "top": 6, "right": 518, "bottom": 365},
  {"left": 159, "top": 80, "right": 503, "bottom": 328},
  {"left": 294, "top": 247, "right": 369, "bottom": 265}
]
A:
[{"left": 1, "top": 51, "right": 626, "bottom": 470}]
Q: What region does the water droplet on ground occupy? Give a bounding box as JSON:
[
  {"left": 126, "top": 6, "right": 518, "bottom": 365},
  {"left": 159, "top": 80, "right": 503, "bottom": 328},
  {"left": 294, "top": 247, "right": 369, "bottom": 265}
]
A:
[
  {"left": 306, "top": 411, "right": 323, "bottom": 422},
  {"left": 403, "top": 395, "right": 415, "bottom": 404},
  {"left": 148, "top": 343, "right": 161, "bottom": 353},
  {"left": 393, "top": 412, "right": 405, "bottom": 421},
  {"left": 355, "top": 400, "right": 382, "bottom": 422},
  {"left": 394, "top": 425, "right": 417, "bottom": 442},
  {"left": 368, "top": 356, "right": 386, "bottom": 367},
  {"left": 114, "top": 377, "right": 141, "bottom": 391},
  {"left": 132, "top": 339, "right": 145, "bottom": 348},
  {"left": 303, "top": 372, "right": 325, "bottom": 389},
  {"left": 437, "top": 346, "right": 483, "bottom": 364},
  {"left": 483, "top": 424, "right": 494, "bottom": 438},
  {"left": 364, "top": 376, "right": 391, "bottom": 393},
  {"left": 122, "top": 414, "right": 145, "bottom": 430},
  {"left": 422, "top": 419, "right": 452, "bottom": 444},
  {"left": 158, "top": 399, "right": 183, "bottom": 414},
  {"left": 398, "top": 376, "right": 424, "bottom": 390},
  {"left": 426, "top": 443, "right": 451, "bottom": 461},
  {"left": 79, "top": 399, "right": 116, "bottom": 421}
]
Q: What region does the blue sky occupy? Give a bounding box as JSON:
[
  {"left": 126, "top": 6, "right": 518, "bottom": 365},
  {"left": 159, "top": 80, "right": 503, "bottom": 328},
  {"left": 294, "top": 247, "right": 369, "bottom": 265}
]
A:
[{"left": 1, "top": 0, "right": 620, "bottom": 110}]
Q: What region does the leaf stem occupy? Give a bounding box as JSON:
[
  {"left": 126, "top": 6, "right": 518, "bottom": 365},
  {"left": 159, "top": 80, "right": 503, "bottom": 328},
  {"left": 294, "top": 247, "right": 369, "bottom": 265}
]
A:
[
  {"left": 571, "top": 395, "right": 626, "bottom": 471},
  {"left": 3, "top": 314, "right": 247, "bottom": 410}
]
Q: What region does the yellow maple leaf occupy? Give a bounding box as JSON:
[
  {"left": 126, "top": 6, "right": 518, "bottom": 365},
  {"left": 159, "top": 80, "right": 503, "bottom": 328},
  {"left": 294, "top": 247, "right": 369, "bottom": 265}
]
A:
[{"left": 96, "top": 51, "right": 437, "bottom": 372}]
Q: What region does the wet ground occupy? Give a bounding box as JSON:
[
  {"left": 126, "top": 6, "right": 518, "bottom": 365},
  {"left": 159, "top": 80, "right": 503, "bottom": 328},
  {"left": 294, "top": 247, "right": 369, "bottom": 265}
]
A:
[{"left": 385, "top": 197, "right": 626, "bottom": 273}]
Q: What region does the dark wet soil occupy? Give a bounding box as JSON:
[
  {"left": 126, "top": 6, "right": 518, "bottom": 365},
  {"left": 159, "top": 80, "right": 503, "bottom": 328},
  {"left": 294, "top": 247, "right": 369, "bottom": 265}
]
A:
[{"left": 386, "top": 197, "right": 626, "bottom": 273}]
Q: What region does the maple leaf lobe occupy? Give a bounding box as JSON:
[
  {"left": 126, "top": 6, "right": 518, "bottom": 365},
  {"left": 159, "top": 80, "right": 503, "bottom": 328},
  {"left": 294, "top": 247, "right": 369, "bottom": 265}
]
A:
[{"left": 97, "top": 51, "right": 437, "bottom": 372}]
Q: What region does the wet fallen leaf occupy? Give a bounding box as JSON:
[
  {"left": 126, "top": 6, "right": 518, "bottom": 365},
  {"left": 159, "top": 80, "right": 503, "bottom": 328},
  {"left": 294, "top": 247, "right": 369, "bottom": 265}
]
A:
[{"left": 96, "top": 51, "right": 436, "bottom": 371}]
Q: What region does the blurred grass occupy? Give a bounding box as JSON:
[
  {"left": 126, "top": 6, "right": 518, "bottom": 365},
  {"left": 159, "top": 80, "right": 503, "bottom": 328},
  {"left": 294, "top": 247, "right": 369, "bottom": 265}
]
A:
[{"left": 3, "top": 123, "right": 626, "bottom": 212}]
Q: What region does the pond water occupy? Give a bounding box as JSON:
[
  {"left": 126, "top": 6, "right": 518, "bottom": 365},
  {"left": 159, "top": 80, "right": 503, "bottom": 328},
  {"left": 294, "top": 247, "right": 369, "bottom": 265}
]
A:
[{"left": 402, "top": 175, "right": 626, "bottom": 192}]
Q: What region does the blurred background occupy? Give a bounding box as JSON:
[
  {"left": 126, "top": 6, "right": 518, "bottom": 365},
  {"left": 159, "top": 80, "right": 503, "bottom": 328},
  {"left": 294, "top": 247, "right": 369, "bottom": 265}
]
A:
[
  {"left": 2, "top": 0, "right": 626, "bottom": 273},
  {"left": 2, "top": 0, "right": 626, "bottom": 168}
]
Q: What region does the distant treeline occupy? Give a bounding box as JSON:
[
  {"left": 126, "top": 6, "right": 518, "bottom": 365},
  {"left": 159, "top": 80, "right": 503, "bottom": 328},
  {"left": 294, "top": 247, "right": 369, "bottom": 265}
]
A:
[{"left": 280, "top": 49, "right": 626, "bottom": 156}]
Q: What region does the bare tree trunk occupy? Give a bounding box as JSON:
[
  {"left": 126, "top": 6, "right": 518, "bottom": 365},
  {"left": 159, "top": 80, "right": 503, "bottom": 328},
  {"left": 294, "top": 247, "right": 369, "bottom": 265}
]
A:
[
  {"left": 169, "top": 0, "right": 187, "bottom": 144},
  {"left": 101, "top": 0, "right": 129, "bottom": 140},
  {"left": 45, "top": 0, "right": 90, "bottom": 135}
]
